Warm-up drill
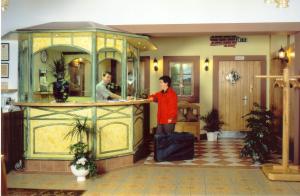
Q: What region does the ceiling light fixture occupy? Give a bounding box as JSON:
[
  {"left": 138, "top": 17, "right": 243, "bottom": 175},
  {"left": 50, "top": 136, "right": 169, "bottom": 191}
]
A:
[{"left": 264, "top": 0, "right": 289, "bottom": 8}]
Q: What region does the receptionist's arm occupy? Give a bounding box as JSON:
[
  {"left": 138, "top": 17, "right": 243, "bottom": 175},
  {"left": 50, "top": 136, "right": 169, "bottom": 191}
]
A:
[{"left": 109, "top": 92, "right": 122, "bottom": 100}]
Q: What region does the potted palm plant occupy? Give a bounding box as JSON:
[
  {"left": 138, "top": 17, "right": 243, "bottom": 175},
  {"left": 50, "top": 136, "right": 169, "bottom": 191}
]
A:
[
  {"left": 49, "top": 57, "right": 69, "bottom": 102},
  {"left": 200, "top": 109, "right": 224, "bottom": 141},
  {"left": 65, "top": 118, "right": 97, "bottom": 181},
  {"left": 240, "top": 103, "right": 278, "bottom": 163}
]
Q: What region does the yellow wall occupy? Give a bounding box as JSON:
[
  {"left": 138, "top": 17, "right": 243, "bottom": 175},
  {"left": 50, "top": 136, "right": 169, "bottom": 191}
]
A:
[{"left": 142, "top": 34, "right": 290, "bottom": 130}]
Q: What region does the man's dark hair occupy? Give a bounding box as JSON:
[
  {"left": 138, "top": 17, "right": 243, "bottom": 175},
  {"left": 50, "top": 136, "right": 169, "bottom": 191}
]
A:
[
  {"left": 102, "top": 71, "right": 112, "bottom": 77},
  {"left": 159, "top": 75, "right": 172, "bottom": 87}
]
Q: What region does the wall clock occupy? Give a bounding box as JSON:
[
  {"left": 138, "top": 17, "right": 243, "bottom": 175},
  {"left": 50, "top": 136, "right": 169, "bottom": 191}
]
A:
[{"left": 40, "top": 50, "right": 48, "bottom": 63}]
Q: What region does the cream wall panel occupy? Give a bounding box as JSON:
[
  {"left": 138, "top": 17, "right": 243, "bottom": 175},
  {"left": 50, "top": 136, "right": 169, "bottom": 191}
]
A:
[
  {"left": 73, "top": 36, "right": 92, "bottom": 52},
  {"left": 29, "top": 118, "right": 90, "bottom": 159},
  {"left": 32, "top": 37, "right": 51, "bottom": 53},
  {"left": 133, "top": 105, "right": 144, "bottom": 148},
  {"left": 97, "top": 37, "right": 105, "bottom": 51},
  {"left": 97, "top": 106, "right": 131, "bottom": 119},
  {"left": 29, "top": 120, "right": 78, "bottom": 159},
  {"left": 52, "top": 37, "right": 72, "bottom": 45},
  {"left": 133, "top": 117, "right": 143, "bottom": 149},
  {"left": 98, "top": 122, "right": 128, "bottom": 152},
  {"left": 96, "top": 118, "right": 133, "bottom": 158},
  {"left": 29, "top": 107, "right": 93, "bottom": 119},
  {"left": 32, "top": 122, "right": 73, "bottom": 154},
  {"left": 96, "top": 106, "right": 133, "bottom": 158}
]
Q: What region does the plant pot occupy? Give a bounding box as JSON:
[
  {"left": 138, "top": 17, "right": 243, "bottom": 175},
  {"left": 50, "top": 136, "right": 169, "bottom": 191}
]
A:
[
  {"left": 207, "top": 132, "right": 218, "bottom": 141},
  {"left": 53, "top": 79, "right": 69, "bottom": 102},
  {"left": 70, "top": 165, "right": 89, "bottom": 182}
]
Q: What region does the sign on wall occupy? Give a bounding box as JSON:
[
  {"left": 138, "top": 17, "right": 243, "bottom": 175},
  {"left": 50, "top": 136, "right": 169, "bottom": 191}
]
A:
[
  {"left": 210, "top": 36, "right": 247, "bottom": 47},
  {"left": 1, "top": 43, "right": 9, "bottom": 61}
]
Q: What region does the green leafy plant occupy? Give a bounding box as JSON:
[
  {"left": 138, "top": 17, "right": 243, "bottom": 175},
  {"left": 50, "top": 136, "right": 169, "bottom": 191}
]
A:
[
  {"left": 48, "top": 56, "right": 66, "bottom": 80},
  {"left": 200, "top": 109, "right": 224, "bottom": 132},
  {"left": 65, "top": 118, "right": 97, "bottom": 177},
  {"left": 240, "top": 103, "right": 277, "bottom": 163},
  {"left": 50, "top": 56, "right": 70, "bottom": 102}
]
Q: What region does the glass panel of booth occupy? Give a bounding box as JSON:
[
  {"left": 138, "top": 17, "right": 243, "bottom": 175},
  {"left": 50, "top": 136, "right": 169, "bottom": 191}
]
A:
[
  {"left": 96, "top": 44, "right": 140, "bottom": 100},
  {"left": 19, "top": 38, "right": 30, "bottom": 102},
  {"left": 127, "top": 44, "right": 139, "bottom": 98},
  {"left": 32, "top": 44, "right": 93, "bottom": 102},
  {"left": 20, "top": 31, "right": 145, "bottom": 102},
  {"left": 97, "top": 53, "right": 122, "bottom": 98}
]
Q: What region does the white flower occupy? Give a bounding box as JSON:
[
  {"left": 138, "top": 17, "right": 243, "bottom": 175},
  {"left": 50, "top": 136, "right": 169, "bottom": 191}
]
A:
[{"left": 76, "top": 157, "right": 87, "bottom": 165}]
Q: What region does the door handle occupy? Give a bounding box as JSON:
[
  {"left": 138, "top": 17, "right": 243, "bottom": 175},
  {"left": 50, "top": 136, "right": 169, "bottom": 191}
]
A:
[
  {"left": 242, "top": 96, "right": 248, "bottom": 105},
  {"left": 242, "top": 96, "right": 248, "bottom": 100}
]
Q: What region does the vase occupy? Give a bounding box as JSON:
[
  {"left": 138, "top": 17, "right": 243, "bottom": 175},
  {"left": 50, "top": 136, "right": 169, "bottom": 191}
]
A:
[
  {"left": 207, "top": 132, "right": 218, "bottom": 141},
  {"left": 53, "top": 78, "right": 69, "bottom": 102},
  {"left": 70, "top": 165, "right": 89, "bottom": 182}
]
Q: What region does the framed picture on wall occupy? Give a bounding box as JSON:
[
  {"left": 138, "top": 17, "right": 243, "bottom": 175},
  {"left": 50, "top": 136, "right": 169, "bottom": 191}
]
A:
[
  {"left": 1, "top": 43, "right": 9, "bottom": 61},
  {"left": 1, "top": 63, "right": 9, "bottom": 78}
]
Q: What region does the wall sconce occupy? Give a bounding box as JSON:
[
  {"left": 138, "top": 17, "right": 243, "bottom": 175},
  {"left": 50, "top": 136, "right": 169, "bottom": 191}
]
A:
[
  {"left": 278, "top": 46, "right": 289, "bottom": 64},
  {"left": 204, "top": 58, "right": 209, "bottom": 71},
  {"left": 153, "top": 58, "right": 158, "bottom": 71}
]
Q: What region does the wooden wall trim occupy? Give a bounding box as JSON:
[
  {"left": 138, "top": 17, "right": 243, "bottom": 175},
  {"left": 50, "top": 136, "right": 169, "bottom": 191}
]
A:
[
  {"left": 140, "top": 56, "right": 150, "bottom": 91},
  {"left": 1, "top": 111, "right": 24, "bottom": 173},
  {"left": 293, "top": 32, "right": 300, "bottom": 164},
  {"left": 163, "top": 56, "right": 200, "bottom": 103},
  {"left": 213, "top": 55, "right": 267, "bottom": 109},
  {"left": 139, "top": 56, "right": 151, "bottom": 141}
]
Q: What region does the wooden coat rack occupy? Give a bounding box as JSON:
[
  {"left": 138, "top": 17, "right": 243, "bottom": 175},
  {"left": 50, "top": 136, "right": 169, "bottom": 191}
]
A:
[{"left": 256, "top": 67, "right": 300, "bottom": 181}]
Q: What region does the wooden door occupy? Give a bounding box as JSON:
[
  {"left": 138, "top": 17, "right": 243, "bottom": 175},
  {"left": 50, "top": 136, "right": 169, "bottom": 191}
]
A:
[{"left": 217, "top": 60, "right": 263, "bottom": 131}]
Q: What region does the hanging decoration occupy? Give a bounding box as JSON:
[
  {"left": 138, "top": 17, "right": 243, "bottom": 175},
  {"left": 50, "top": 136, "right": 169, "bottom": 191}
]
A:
[{"left": 226, "top": 70, "right": 241, "bottom": 85}]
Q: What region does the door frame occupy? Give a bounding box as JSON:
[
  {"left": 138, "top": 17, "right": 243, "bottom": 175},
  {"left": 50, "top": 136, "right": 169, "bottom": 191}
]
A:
[
  {"left": 213, "top": 55, "right": 267, "bottom": 110},
  {"left": 140, "top": 56, "right": 150, "bottom": 91},
  {"left": 163, "top": 56, "right": 200, "bottom": 102},
  {"left": 140, "top": 56, "right": 150, "bottom": 136}
]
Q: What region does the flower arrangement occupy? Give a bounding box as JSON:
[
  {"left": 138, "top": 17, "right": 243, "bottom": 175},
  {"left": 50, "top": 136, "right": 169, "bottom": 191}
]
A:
[{"left": 65, "top": 118, "right": 97, "bottom": 177}]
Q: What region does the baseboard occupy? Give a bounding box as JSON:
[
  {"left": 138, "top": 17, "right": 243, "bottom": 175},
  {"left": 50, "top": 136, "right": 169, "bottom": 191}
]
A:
[
  {"left": 219, "top": 131, "right": 246, "bottom": 138},
  {"left": 200, "top": 131, "right": 246, "bottom": 139}
]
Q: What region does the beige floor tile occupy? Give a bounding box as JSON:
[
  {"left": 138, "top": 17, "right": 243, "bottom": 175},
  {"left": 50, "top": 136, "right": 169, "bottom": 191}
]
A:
[{"left": 7, "top": 165, "right": 300, "bottom": 196}]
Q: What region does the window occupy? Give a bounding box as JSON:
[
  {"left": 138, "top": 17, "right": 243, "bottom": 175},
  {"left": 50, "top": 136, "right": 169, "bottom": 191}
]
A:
[
  {"left": 170, "top": 62, "right": 193, "bottom": 96},
  {"left": 163, "top": 56, "right": 199, "bottom": 102}
]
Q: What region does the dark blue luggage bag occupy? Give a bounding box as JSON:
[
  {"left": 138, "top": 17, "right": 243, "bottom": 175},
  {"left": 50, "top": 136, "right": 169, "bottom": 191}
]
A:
[{"left": 154, "top": 132, "right": 194, "bottom": 162}]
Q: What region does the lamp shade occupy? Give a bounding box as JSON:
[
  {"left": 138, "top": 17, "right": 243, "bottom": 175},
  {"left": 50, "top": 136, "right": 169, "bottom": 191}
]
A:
[{"left": 278, "top": 47, "right": 286, "bottom": 59}]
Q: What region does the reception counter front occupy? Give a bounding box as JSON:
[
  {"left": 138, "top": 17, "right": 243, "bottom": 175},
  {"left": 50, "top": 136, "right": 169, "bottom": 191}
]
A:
[{"left": 15, "top": 100, "right": 150, "bottom": 172}]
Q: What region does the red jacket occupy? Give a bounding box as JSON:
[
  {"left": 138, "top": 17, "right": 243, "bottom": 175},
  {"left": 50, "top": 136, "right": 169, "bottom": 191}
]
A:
[{"left": 149, "top": 88, "right": 178, "bottom": 124}]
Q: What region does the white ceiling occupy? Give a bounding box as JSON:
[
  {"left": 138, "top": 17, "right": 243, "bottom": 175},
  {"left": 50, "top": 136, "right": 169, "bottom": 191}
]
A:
[{"left": 2, "top": 0, "right": 300, "bottom": 36}]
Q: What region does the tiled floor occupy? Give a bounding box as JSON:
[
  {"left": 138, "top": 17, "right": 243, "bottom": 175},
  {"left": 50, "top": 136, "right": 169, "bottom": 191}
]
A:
[
  {"left": 144, "top": 139, "right": 281, "bottom": 167},
  {"left": 7, "top": 139, "right": 295, "bottom": 196},
  {"left": 8, "top": 165, "right": 300, "bottom": 195}
]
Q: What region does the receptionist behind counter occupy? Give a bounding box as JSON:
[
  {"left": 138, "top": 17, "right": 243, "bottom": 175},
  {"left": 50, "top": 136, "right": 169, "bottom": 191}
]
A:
[{"left": 96, "top": 71, "right": 122, "bottom": 101}]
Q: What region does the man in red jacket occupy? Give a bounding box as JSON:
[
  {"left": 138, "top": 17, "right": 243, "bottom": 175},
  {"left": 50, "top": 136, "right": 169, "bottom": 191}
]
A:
[{"left": 149, "top": 75, "right": 178, "bottom": 135}]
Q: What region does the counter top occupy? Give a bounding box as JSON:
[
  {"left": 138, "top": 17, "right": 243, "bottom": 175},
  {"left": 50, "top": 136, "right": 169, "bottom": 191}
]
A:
[{"left": 14, "top": 99, "right": 151, "bottom": 107}]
